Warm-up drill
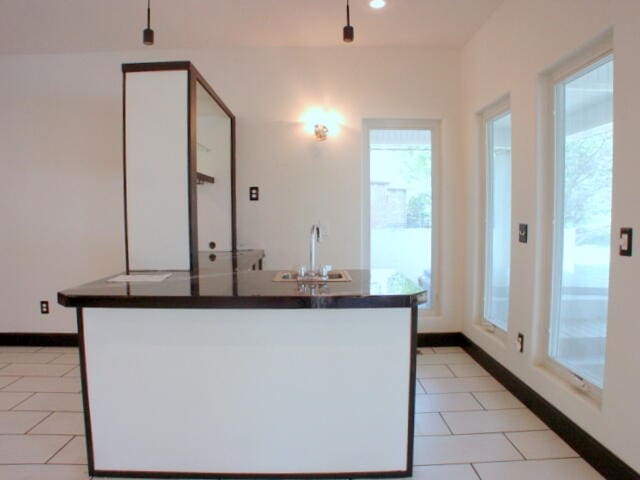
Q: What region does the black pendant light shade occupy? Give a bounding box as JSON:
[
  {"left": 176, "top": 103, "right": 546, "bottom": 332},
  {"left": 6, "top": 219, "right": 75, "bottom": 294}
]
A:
[
  {"left": 343, "top": 0, "right": 354, "bottom": 43},
  {"left": 143, "top": 0, "right": 154, "bottom": 45}
]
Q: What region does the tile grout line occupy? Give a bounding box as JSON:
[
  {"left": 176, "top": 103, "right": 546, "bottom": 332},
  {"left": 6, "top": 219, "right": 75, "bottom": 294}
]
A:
[
  {"left": 415, "top": 409, "right": 485, "bottom": 414},
  {"left": 469, "top": 391, "right": 487, "bottom": 410},
  {"left": 443, "top": 363, "right": 458, "bottom": 377},
  {"left": 437, "top": 411, "right": 454, "bottom": 435},
  {"left": 44, "top": 434, "right": 76, "bottom": 464},
  {"left": 470, "top": 462, "right": 484, "bottom": 480},
  {"left": 59, "top": 364, "right": 78, "bottom": 377},
  {"left": 417, "top": 378, "right": 428, "bottom": 394},
  {"left": 23, "top": 412, "right": 55, "bottom": 435},
  {"left": 0, "top": 375, "right": 24, "bottom": 391},
  {"left": 415, "top": 406, "right": 531, "bottom": 413},
  {"left": 24, "top": 410, "right": 55, "bottom": 434},
  {"left": 466, "top": 456, "right": 584, "bottom": 466},
  {"left": 8, "top": 391, "right": 36, "bottom": 411},
  {"left": 415, "top": 458, "right": 514, "bottom": 467},
  {"left": 501, "top": 432, "right": 527, "bottom": 460},
  {"left": 417, "top": 374, "right": 458, "bottom": 380},
  {"left": 45, "top": 353, "right": 67, "bottom": 365},
  {"left": 63, "top": 366, "right": 81, "bottom": 378},
  {"left": 0, "top": 363, "right": 77, "bottom": 377},
  {"left": 413, "top": 429, "right": 553, "bottom": 438}
]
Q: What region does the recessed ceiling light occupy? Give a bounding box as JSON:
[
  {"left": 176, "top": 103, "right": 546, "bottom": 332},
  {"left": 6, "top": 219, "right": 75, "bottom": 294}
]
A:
[{"left": 369, "top": 0, "right": 386, "bottom": 9}]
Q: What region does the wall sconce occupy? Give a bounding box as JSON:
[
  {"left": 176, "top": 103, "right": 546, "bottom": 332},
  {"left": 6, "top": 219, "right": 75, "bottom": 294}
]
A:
[
  {"left": 314, "top": 124, "right": 329, "bottom": 141},
  {"left": 301, "top": 107, "right": 343, "bottom": 141}
]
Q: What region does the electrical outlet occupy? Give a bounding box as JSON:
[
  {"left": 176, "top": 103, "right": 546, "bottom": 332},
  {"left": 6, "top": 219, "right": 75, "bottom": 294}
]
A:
[
  {"left": 40, "top": 300, "right": 49, "bottom": 315},
  {"left": 249, "top": 186, "right": 259, "bottom": 201},
  {"left": 318, "top": 223, "right": 330, "bottom": 240},
  {"left": 516, "top": 333, "right": 524, "bottom": 353}
]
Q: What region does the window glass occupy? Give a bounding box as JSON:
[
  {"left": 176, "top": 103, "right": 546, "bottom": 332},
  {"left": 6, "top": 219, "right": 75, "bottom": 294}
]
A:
[
  {"left": 484, "top": 112, "right": 512, "bottom": 331},
  {"left": 549, "top": 55, "right": 613, "bottom": 388},
  {"left": 369, "top": 129, "right": 433, "bottom": 308}
]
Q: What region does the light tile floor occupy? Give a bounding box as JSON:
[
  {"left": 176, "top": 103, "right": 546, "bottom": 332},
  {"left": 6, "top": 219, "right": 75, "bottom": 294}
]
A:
[{"left": 0, "top": 345, "right": 604, "bottom": 480}]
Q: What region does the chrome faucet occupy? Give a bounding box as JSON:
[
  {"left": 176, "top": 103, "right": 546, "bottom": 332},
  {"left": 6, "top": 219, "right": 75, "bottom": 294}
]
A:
[{"left": 309, "top": 224, "right": 321, "bottom": 276}]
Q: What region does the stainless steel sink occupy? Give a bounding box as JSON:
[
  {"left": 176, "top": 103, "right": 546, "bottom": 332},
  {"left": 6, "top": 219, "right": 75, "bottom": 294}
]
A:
[{"left": 272, "top": 270, "right": 352, "bottom": 283}]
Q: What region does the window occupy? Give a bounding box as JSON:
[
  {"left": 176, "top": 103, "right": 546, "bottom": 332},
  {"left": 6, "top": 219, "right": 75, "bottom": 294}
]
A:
[
  {"left": 549, "top": 54, "right": 613, "bottom": 389},
  {"left": 483, "top": 108, "right": 512, "bottom": 331},
  {"left": 364, "top": 120, "right": 438, "bottom": 310}
]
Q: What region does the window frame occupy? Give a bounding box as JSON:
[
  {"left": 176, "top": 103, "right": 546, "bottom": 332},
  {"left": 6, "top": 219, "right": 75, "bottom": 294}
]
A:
[
  {"left": 480, "top": 101, "right": 512, "bottom": 335},
  {"left": 538, "top": 36, "right": 613, "bottom": 400},
  {"left": 362, "top": 118, "right": 441, "bottom": 316}
]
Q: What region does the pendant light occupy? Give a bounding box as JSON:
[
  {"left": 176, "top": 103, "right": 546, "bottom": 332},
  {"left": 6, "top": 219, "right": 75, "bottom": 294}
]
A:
[
  {"left": 142, "top": 0, "right": 154, "bottom": 46},
  {"left": 343, "top": 0, "right": 354, "bottom": 43}
]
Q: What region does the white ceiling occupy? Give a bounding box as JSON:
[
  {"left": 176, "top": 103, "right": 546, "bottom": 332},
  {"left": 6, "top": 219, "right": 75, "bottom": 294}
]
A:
[{"left": 0, "top": 0, "right": 503, "bottom": 54}]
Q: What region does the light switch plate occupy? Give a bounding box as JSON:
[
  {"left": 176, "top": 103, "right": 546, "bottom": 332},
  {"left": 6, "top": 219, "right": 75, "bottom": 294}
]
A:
[
  {"left": 620, "top": 227, "right": 632, "bottom": 256},
  {"left": 518, "top": 223, "right": 528, "bottom": 243}
]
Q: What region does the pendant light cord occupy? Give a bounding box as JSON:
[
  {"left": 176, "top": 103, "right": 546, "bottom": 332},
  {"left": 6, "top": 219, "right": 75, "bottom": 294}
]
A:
[
  {"left": 147, "top": 0, "right": 151, "bottom": 29},
  {"left": 346, "top": 0, "right": 351, "bottom": 26}
]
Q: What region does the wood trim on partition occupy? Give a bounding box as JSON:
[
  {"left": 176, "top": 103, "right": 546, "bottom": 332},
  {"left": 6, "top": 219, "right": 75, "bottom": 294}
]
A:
[
  {"left": 122, "top": 70, "right": 130, "bottom": 273},
  {"left": 91, "top": 469, "right": 410, "bottom": 479},
  {"left": 230, "top": 111, "right": 238, "bottom": 252},
  {"left": 0, "top": 333, "right": 78, "bottom": 347},
  {"left": 122, "top": 61, "right": 192, "bottom": 73},
  {"left": 76, "top": 309, "right": 96, "bottom": 476},
  {"left": 405, "top": 305, "right": 417, "bottom": 476},
  {"left": 187, "top": 66, "right": 199, "bottom": 271}
]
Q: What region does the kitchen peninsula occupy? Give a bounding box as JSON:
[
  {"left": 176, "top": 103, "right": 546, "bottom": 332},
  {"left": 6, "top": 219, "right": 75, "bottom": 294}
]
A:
[{"left": 58, "top": 267, "right": 425, "bottom": 478}]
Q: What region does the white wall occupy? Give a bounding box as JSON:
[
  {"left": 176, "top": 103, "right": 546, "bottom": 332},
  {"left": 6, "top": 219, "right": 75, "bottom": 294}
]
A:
[
  {"left": 0, "top": 54, "right": 125, "bottom": 333},
  {"left": 461, "top": 0, "right": 640, "bottom": 472},
  {"left": 0, "top": 46, "right": 463, "bottom": 333}
]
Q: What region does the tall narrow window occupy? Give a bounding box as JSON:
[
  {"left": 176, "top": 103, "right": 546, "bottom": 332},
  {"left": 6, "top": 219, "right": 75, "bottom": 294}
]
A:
[
  {"left": 483, "top": 110, "right": 512, "bottom": 331},
  {"left": 549, "top": 54, "right": 613, "bottom": 388},
  {"left": 366, "top": 122, "right": 436, "bottom": 309}
]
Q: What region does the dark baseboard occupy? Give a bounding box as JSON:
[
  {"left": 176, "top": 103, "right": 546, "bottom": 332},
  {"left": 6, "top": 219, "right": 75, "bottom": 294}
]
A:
[
  {"left": 460, "top": 335, "right": 639, "bottom": 480},
  {"left": 0, "top": 333, "right": 78, "bottom": 347},
  {"left": 417, "top": 332, "right": 466, "bottom": 347}
]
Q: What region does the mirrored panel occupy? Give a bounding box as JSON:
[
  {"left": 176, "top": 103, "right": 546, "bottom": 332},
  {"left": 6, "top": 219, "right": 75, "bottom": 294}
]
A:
[{"left": 196, "top": 81, "right": 233, "bottom": 252}]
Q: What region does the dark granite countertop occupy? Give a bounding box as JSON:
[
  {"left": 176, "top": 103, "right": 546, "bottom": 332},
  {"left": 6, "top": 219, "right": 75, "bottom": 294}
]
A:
[
  {"left": 58, "top": 266, "right": 426, "bottom": 309},
  {"left": 197, "top": 249, "right": 264, "bottom": 273}
]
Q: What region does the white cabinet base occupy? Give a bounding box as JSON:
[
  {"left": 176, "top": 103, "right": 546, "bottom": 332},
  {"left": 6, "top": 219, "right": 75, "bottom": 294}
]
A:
[{"left": 79, "top": 307, "right": 415, "bottom": 478}]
